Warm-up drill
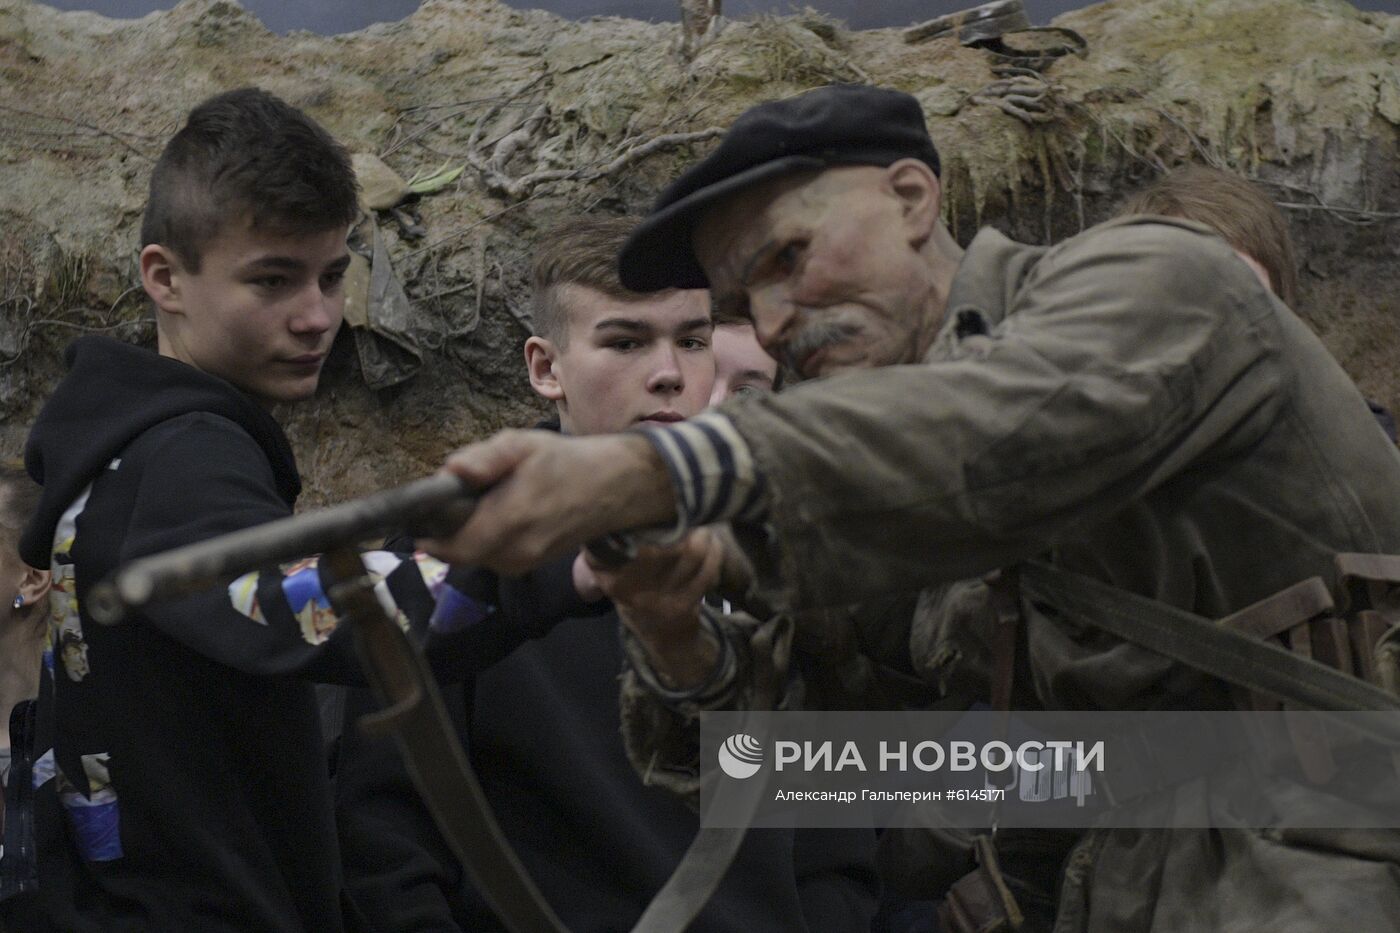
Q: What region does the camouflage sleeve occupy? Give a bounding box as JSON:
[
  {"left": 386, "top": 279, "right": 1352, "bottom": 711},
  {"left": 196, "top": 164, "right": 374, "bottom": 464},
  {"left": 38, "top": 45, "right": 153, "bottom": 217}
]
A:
[
  {"left": 618, "top": 606, "right": 795, "bottom": 802},
  {"left": 616, "top": 585, "right": 960, "bottom": 799}
]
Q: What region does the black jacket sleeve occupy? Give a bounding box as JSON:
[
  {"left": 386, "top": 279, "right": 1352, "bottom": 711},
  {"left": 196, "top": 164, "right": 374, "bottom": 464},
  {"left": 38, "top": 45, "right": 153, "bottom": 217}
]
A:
[
  {"left": 116, "top": 414, "right": 427, "bottom": 682},
  {"left": 416, "top": 551, "right": 611, "bottom": 683},
  {"left": 793, "top": 828, "right": 881, "bottom": 932}
]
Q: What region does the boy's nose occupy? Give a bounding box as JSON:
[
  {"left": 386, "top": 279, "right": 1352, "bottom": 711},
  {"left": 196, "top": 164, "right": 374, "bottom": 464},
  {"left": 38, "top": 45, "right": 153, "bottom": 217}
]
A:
[
  {"left": 648, "top": 347, "right": 685, "bottom": 394},
  {"left": 291, "top": 285, "right": 337, "bottom": 335}
]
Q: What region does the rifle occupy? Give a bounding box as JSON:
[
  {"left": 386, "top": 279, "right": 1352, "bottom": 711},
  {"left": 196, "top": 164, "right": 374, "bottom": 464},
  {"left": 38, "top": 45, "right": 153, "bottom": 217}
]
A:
[
  {"left": 90, "top": 472, "right": 770, "bottom": 933},
  {"left": 87, "top": 473, "right": 474, "bottom": 625}
]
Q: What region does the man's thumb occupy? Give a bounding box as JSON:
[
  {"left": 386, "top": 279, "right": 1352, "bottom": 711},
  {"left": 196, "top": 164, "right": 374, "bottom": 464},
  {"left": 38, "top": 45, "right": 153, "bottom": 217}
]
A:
[{"left": 442, "top": 429, "right": 535, "bottom": 488}]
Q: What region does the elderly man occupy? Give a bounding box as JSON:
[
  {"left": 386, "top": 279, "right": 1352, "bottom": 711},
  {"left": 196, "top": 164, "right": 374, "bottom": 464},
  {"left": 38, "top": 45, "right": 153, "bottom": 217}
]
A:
[{"left": 424, "top": 85, "right": 1400, "bottom": 931}]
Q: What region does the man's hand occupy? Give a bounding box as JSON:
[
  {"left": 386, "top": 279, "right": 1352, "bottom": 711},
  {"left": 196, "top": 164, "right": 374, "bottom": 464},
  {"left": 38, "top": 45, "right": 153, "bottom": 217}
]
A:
[
  {"left": 585, "top": 529, "right": 724, "bottom": 690},
  {"left": 418, "top": 429, "right": 676, "bottom": 575}
]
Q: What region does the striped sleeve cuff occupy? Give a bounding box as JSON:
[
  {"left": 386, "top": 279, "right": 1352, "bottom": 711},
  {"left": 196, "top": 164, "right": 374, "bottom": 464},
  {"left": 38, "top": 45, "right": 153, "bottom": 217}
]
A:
[{"left": 634, "top": 411, "right": 768, "bottom": 531}]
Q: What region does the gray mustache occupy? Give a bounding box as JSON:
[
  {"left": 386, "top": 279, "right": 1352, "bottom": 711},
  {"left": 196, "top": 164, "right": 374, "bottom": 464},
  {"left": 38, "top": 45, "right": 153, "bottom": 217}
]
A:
[{"left": 780, "top": 317, "right": 863, "bottom": 374}]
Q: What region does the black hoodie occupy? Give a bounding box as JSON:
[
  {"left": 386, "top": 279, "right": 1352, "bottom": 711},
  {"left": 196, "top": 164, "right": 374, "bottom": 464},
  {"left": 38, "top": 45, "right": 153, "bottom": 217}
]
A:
[
  {"left": 18, "top": 337, "right": 433, "bottom": 932},
  {"left": 333, "top": 425, "right": 880, "bottom": 933},
  {"left": 337, "top": 602, "right": 882, "bottom": 933}
]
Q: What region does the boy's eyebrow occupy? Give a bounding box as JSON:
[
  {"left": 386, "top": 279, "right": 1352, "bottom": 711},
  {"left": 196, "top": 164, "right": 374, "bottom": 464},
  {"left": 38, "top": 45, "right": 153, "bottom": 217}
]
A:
[
  {"left": 676, "top": 317, "right": 714, "bottom": 334},
  {"left": 240, "top": 255, "right": 308, "bottom": 272},
  {"left": 734, "top": 369, "right": 775, "bottom": 384},
  {"left": 593, "top": 317, "right": 652, "bottom": 333},
  {"left": 238, "top": 252, "right": 352, "bottom": 274},
  {"left": 592, "top": 316, "right": 713, "bottom": 335}
]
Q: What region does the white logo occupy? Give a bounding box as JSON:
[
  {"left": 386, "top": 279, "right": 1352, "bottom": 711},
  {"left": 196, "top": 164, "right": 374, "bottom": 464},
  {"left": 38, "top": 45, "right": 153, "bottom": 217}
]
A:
[{"left": 718, "top": 733, "right": 764, "bottom": 779}]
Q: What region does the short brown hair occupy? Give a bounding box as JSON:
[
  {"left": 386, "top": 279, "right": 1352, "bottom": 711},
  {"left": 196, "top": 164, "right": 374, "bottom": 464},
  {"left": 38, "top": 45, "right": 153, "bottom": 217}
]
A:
[
  {"left": 141, "top": 87, "right": 359, "bottom": 273},
  {"left": 1119, "top": 166, "right": 1298, "bottom": 307},
  {"left": 530, "top": 216, "right": 690, "bottom": 345}
]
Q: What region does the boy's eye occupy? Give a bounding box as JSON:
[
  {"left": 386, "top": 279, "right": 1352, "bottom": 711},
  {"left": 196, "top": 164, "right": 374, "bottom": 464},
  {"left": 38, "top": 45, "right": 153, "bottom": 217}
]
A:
[
  {"left": 678, "top": 337, "right": 709, "bottom": 351},
  {"left": 250, "top": 275, "right": 290, "bottom": 289},
  {"left": 609, "top": 339, "right": 640, "bottom": 352},
  {"left": 321, "top": 270, "right": 346, "bottom": 290},
  {"left": 732, "top": 383, "right": 767, "bottom": 398}
]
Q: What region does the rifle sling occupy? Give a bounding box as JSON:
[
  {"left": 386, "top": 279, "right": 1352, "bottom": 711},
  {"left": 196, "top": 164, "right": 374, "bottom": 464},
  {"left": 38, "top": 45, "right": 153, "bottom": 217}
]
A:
[
  {"left": 632, "top": 709, "right": 772, "bottom": 933},
  {"left": 1019, "top": 560, "right": 1400, "bottom": 740},
  {"left": 327, "top": 545, "right": 769, "bottom": 933},
  {"left": 323, "top": 548, "right": 569, "bottom": 933}
]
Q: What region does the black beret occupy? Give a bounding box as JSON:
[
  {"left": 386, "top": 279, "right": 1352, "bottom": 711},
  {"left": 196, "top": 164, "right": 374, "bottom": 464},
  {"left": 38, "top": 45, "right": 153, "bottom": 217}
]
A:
[{"left": 618, "top": 84, "right": 941, "bottom": 292}]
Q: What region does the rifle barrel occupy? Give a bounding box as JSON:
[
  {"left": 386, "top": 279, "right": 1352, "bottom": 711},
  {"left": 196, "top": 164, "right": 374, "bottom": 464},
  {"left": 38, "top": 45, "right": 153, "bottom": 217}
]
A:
[{"left": 87, "top": 472, "right": 476, "bottom": 624}]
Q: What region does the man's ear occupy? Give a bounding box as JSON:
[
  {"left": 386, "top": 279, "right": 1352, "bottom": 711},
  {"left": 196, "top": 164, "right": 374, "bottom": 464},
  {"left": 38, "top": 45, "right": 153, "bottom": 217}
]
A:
[
  {"left": 885, "top": 159, "right": 942, "bottom": 248},
  {"left": 140, "top": 244, "right": 184, "bottom": 315},
  {"left": 524, "top": 336, "right": 565, "bottom": 402}
]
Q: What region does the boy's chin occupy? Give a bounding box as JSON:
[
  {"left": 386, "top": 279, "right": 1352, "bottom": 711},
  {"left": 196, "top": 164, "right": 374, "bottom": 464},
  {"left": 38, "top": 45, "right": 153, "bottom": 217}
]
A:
[{"left": 249, "top": 376, "right": 321, "bottom": 407}]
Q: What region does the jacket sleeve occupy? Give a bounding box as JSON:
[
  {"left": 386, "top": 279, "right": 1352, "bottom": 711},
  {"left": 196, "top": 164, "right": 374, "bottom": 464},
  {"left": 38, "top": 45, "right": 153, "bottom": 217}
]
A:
[
  {"left": 618, "top": 593, "right": 933, "bottom": 800},
  {"left": 722, "top": 223, "right": 1289, "bottom": 612},
  {"left": 420, "top": 552, "right": 611, "bottom": 683},
  {"left": 115, "top": 414, "right": 433, "bottom": 682},
  {"left": 619, "top": 606, "right": 795, "bottom": 800}
]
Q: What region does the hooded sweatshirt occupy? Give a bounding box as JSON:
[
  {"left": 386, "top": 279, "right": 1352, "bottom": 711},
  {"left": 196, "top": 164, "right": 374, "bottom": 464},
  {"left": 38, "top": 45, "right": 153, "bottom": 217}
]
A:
[
  {"left": 333, "top": 426, "right": 880, "bottom": 933},
  {"left": 19, "top": 337, "right": 436, "bottom": 932}
]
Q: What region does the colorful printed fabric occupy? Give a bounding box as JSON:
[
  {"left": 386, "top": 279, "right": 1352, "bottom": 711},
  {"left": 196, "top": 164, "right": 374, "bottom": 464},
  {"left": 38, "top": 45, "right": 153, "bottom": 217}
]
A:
[
  {"left": 227, "top": 550, "right": 452, "bottom": 645},
  {"left": 56, "top": 754, "right": 122, "bottom": 863}
]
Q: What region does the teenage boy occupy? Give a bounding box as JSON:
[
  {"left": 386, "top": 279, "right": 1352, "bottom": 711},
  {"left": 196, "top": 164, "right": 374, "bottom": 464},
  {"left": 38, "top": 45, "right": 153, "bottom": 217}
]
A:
[
  {"left": 335, "top": 216, "right": 877, "bottom": 932},
  {"left": 17, "top": 87, "right": 442, "bottom": 932},
  {"left": 709, "top": 319, "right": 780, "bottom": 405}
]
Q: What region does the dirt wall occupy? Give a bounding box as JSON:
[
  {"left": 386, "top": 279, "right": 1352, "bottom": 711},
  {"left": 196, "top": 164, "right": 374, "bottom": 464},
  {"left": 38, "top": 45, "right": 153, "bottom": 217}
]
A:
[{"left": 1, "top": 0, "right": 1396, "bottom": 506}]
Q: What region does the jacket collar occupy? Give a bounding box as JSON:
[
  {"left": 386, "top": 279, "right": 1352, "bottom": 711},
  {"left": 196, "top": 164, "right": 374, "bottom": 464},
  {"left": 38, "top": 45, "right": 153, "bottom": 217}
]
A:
[{"left": 934, "top": 226, "right": 1047, "bottom": 350}]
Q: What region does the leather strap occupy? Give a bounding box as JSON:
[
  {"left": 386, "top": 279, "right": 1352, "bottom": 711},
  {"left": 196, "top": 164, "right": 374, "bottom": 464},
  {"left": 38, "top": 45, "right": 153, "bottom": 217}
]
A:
[
  {"left": 1217, "top": 578, "right": 1346, "bottom": 781},
  {"left": 632, "top": 720, "right": 771, "bottom": 933},
  {"left": 985, "top": 569, "right": 1022, "bottom": 714},
  {"left": 1218, "top": 577, "right": 1334, "bottom": 641},
  {"left": 327, "top": 544, "right": 769, "bottom": 933},
  {"left": 1018, "top": 560, "right": 1400, "bottom": 735},
  {"left": 322, "top": 548, "right": 570, "bottom": 933}
]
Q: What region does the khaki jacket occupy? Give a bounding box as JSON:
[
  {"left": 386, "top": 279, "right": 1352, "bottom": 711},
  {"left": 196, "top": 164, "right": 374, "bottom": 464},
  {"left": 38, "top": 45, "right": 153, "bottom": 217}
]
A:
[{"left": 620, "top": 217, "right": 1400, "bottom": 930}]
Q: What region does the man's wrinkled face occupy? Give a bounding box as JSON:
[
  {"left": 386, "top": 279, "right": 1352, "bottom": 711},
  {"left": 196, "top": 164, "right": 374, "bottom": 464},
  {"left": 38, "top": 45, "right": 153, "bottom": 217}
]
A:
[
  {"left": 542, "top": 284, "right": 714, "bottom": 436},
  {"left": 709, "top": 322, "right": 777, "bottom": 405},
  {"left": 156, "top": 219, "right": 349, "bottom": 405},
  {"left": 694, "top": 166, "right": 935, "bottom": 381}
]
